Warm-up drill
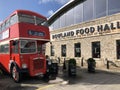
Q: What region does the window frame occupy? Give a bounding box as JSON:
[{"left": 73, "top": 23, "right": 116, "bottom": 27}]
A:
[
  {"left": 92, "top": 41, "right": 101, "bottom": 58},
  {"left": 116, "top": 40, "right": 120, "bottom": 59},
  {"left": 61, "top": 44, "right": 66, "bottom": 57},
  {"left": 74, "top": 43, "right": 81, "bottom": 57}
]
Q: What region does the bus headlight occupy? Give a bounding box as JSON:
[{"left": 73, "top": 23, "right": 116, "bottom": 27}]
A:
[{"left": 22, "top": 64, "right": 27, "bottom": 69}]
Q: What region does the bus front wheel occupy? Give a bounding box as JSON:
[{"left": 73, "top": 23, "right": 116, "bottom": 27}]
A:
[{"left": 11, "top": 66, "right": 21, "bottom": 83}]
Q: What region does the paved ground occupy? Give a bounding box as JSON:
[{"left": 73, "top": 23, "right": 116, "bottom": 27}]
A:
[
  {"left": 0, "top": 67, "right": 120, "bottom": 90},
  {"left": 43, "top": 67, "right": 120, "bottom": 90}
]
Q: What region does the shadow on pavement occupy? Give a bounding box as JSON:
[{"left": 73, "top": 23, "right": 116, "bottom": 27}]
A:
[
  {"left": 58, "top": 66, "right": 120, "bottom": 85},
  {"left": 0, "top": 73, "right": 46, "bottom": 90}
]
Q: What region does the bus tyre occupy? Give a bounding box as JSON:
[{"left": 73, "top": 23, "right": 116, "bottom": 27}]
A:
[{"left": 11, "top": 66, "right": 21, "bottom": 83}]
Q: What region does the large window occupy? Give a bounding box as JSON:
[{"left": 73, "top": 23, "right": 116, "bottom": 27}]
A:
[
  {"left": 83, "top": 0, "right": 94, "bottom": 21},
  {"left": 108, "top": 0, "right": 120, "bottom": 15},
  {"left": 74, "top": 43, "right": 81, "bottom": 57},
  {"left": 116, "top": 40, "right": 120, "bottom": 59},
  {"left": 50, "top": 45, "right": 54, "bottom": 56},
  {"left": 74, "top": 3, "right": 83, "bottom": 24},
  {"left": 92, "top": 41, "right": 101, "bottom": 58},
  {"left": 50, "top": 0, "right": 120, "bottom": 30},
  {"left": 66, "top": 8, "right": 74, "bottom": 26},
  {"left": 95, "top": 0, "right": 107, "bottom": 18},
  {"left": 61, "top": 44, "right": 66, "bottom": 57},
  {"left": 60, "top": 13, "right": 66, "bottom": 28},
  {"left": 53, "top": 18, "right": 60, "bottom": 30}
]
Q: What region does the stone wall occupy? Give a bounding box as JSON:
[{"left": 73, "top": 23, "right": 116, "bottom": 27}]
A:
[{"left": 46, "top": 13, "right": 120, "bottom": 68}]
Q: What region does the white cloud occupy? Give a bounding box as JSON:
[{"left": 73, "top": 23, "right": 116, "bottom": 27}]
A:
[
  {"left": 47, "top": 10, "right": 54, "bottom": 16},
  {"left": 38, "top": 0, "right": 70, "bottom": 5},
  {"left": 56, "top": 0, "right": 70, "bottom": 5},
  {"left": 38, "top": 0, "right": 51, "bottom": 4}
]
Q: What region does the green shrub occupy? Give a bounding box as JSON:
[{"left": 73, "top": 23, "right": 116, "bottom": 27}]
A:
[
  {"left": 87, "top": 58, "right": 96, "bottom": 67},
  {"left": 87, "top": 58, "right": 95, "bottom": 62},
  {"left": 69, "top": 58, "right": 76, "bottom": 65}
]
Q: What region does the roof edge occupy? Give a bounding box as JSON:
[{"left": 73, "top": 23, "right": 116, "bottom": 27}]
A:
[{"left": 48, "top": 0, "right": 85, "bottom": 25}]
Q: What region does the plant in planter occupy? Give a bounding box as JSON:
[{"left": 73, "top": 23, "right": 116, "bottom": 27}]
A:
[
  {"left": 87, "top": 58, "right": 96, "bottom": 73},
  {"left": 68, "top": 58, "right": 76, "bottom": 76}
]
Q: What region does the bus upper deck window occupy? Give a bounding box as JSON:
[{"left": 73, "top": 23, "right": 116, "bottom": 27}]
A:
[
  {"left": 18, "top": 14, "right": 34, "bottom": 24},
  {"left": 36, "top": 17, "right": 47, "bottom": 26},
  {"left": 10, "top": 14, "right": 18, "bottom": 25}
]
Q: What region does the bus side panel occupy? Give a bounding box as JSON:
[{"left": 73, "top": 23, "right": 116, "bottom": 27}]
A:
[
  {"left": 9, "top": 24, "right": 19, "bottom": 39},
  {"left": 0, "top": 54, "right": 10, "bottom": 73},
  {"left": 11, "top": 54, "right": 21, "bottom": 69},
  {"left": 19, "top": 23, "right": 50, "bottom": 40}
]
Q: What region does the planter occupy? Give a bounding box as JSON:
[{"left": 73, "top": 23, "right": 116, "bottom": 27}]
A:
[
  {"left": 87, "top": 58, "right": 96, "bottom": 73},
  {"left": 68, "top": 58, "right": 76, "bottom": 76}
]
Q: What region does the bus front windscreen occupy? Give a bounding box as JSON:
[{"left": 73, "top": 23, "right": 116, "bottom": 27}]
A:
[{"left": 20, "top": 40, "right": 37, "bottom": 54}]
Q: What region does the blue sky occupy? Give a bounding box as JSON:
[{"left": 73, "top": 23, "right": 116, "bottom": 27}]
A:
[{"left": 0, "top": 0, "right": 70, "bottom": 23}]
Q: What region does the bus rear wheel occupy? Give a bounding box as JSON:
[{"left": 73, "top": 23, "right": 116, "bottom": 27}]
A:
[{"left": 11, "top": 66, "right": 21, "bottom": 83}]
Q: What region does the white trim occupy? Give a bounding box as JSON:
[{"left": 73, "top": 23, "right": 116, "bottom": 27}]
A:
[
  {"left": 19, "top": 37, "right": 50, "bottom": 41},
  {"left": 0, "top": 37, "right": 50, "bottom": 45},
  {"left": 0, "top": 40, "right": 9, "bottom": 45},
  {"left": 11, "top": 37, "right": 50, "bottom": 41},
  {"left": 48, "top": 0, "right": 75, "bottom": 20}
]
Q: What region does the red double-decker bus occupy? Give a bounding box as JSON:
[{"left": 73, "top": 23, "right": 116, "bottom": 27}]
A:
[{"left": 0, "top": 10, "right": 50, "bottom": 82}]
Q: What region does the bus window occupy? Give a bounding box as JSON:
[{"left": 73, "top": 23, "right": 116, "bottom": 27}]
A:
[
  {"left": 10, "top": 14, "right": 18, "bottom": 26},
  {"left": 18, "top": 14, "right": 35, "bottom": 24},
  {"left": 36, "top": 17, "right": 46, "bottom": 26},
  {"left": 37, "top": 44, "right": 42, "bottom": 53},
  {"left": 41, "top": 21, "right": 48, "bottom": 27},
  {"left": 20, "top": 40, "right": 37, "bottom": 54},
  {"left": 37, "top": 43, "right": 45, "bottom": 55},
  {"left": 18, "top": 13, "right": 48, "bottom": 27},
  {"left": 0, "top": 44, "right": 9, "bottom": 54},
  {"left": 5, "top": 19, "right": 10, "bottom": 29},
  {"left": 12, "top": 40, "right": 19, "bottom": 53},
  {"left": 1, "top": 23, "right": 6, "bottom": 31}
]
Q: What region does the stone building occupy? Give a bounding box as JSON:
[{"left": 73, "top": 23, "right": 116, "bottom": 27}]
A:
[{"left": 46, "top": 0, "right": 120, "bottom": 68}]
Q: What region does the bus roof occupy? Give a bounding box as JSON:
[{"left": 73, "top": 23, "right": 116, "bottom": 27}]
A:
[
  {"left": 13, "top": 10, "right": 47, "bottom": 20},
  {"left": 0, "top": 10, "right": 47, "bottom": 26}
]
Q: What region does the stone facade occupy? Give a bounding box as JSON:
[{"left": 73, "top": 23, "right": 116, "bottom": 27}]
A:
[{"left": 46, "top": 13, "right": 120, "bottom": 68}]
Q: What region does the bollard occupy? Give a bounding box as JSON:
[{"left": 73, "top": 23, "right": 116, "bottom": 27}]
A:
[
  {"left": 81, "top": 57, "right": 84, "bottom": 67},
  {"left": 58, "top": 57, "right": 60, "bottom": 64},
  {"left": 107, "top": 60, "right": 109, "bottom": 69},
  {"left": 63, "top": 58, "right": 66, "bottom": 70}
]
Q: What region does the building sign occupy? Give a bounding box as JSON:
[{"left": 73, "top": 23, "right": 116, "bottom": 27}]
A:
[
  {"left": 28, "top": 30, "right": 45, "bottom": 37},
  {"left": 52, "top": 21, "right": 120, "bottom": 40},
  {"left": 0, "top": 29, "right": 9, "bottom": 40}
]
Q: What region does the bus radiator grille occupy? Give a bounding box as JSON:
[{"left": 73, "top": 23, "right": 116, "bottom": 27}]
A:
[{"left": 33, "top": 59, "right": 44, "bottom": 70}]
